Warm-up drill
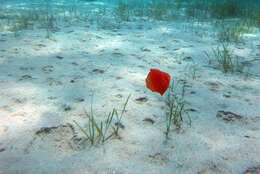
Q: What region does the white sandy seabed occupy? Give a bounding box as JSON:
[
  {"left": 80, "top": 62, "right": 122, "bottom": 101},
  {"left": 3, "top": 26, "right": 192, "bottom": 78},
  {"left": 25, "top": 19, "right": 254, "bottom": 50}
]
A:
[{"left": 0, "top": 14, "right": 260, "bottom": 174}]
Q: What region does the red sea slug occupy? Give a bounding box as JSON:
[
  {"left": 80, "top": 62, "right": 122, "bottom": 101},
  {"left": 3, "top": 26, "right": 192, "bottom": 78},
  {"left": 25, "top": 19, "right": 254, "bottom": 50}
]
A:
[{"left": 145, "top": 69, "right": 171, "bottom": 96}]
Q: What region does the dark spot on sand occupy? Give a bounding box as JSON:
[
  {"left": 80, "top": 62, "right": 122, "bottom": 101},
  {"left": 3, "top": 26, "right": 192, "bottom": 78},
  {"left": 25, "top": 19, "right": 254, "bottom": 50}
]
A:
[
  {"left": 47, "top": 78, "right": 62, "bottom": 86},
  {"left": 187, "top": 108, "right": 198, "bottom": 112},
  {"left": 137, "top": 65, "right": 145, "bottom": 68},
  {"left": 115, "top": 122, "right": 125, "bottom": 129},
  {"left": 190, "top": 91, "right": 196, "bottom": 94},
  {"left": 204, "top": 81, "right": 222, "bottom": 92},
  {"left": 75, "top": 98, "right": 85, "bottom": 102},
  {"left": 36, "top": 43, "right": 46, "bottom": 47},
  {"left": 148, "top": 153, "right": 169, "bottom": 165},
  {"left": 223, "top": 93, "right": 231, "bottom": 98},
  {"left": 141, "top": 47, "right": 151, "bottom": 52},
  {"left": 135, "top": 97, "right": 148, "bottom": 103},
  {"left": 159, "top": 46, "right": 167, "bottom": 49},
  {"left": 14, "top": 98, "right": 26, "bottom": 104},
  {"left": 55, "top": 55, "right": 64, "bottom": 60},
  {"left": 92, "top": 69, "right": 105, "bottom": 74},
  {"left": 216, "top": 111, "right": 243, "bottom": 122},
  {"left": 116, "top": 76, "right": 123, "bottom": 80},
  {"left": 236, "top": 46, "right": 244, "bottom": 50},
  {"left": 35, "top": 124, "right": 75, "bottom": 136},
  {"left": 63, "top": 104, "right": 72, "bottom": 111},
  {"left": 71, "top": 62, "right": 78, "bottom": 66},
  {"left": 48, "top": 96, "right": 57, "bottom": 100},
  {"left": 112, "top": 52, "right": 124, "bottom": 56},
  {"left": 243, "top": 165, "right": 260, "bottom": 174},
  {"left": 115, "top": 94, "right": 123, "bottom": 98},
  {"left": 42, "top": 65, "right": 54, "bottom": 73},
  {"left": 20, "top": 67, "right": 34, "bottom": 71},
  {"left": 19, "top": 75, "right": 32, "bottom": 81},
  {"left": 197, "top": 163, "right": 223, "bottom": 174},
  {"left": 143, "top": 118, "right": 155, "bottom": 124},
  {"left": 66, "top": 30, "right": 74, "bottom": 33},
  {"left": 183, "top": 56, "right": 193, "bottom": 61}
]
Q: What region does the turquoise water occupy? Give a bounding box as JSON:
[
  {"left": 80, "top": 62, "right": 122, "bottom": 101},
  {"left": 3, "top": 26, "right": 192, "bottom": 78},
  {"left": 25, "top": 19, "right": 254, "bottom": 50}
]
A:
[{"left": 1, "top": 0, "right": 259, "bottom": 36}]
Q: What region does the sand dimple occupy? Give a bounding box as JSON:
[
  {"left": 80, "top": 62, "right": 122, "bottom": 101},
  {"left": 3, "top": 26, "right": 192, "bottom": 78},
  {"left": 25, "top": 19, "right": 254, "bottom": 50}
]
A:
[
  {"left": 216, "top": 110, "right": 260, "bottom": 130},
  {"left": 198, "top": 163, "right": 226, "bottom": 174},
  {"left": 135, "top": 96, "right": 148, "bottom": 104},
  {"left": 24, "top": 124, "right": 84, "bottom": 154},
  {"left": 147, "top": 152, "right": 170, "bottom": 165},
  {"left": 243, "top": 165, "right": 260, "bottom": 174},
  {"left": 42, "top": 65, "right": 54, "bottom": 73},
  {"left": 216, "top": 111, "right": 243, "bottom": 122}
]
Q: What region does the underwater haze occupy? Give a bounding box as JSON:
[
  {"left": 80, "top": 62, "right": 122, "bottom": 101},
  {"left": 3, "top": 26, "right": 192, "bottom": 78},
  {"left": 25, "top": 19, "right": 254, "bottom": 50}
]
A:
[{"left": 0, "top": 0, "right": 260, "bottom": 174}]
